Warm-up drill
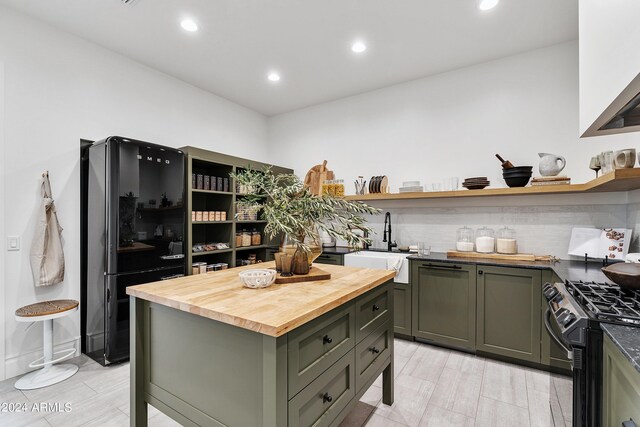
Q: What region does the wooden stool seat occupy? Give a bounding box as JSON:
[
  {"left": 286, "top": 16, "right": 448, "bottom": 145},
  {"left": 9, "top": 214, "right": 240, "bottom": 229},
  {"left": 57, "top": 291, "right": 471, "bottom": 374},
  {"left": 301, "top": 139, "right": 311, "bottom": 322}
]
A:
[{"left": 15, "top": 299, "right": 79, "bottom": 318}]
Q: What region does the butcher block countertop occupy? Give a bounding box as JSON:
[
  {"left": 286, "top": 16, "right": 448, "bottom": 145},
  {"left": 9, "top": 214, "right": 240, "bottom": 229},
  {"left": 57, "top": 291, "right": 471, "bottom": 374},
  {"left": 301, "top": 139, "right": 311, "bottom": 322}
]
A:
[{"left": 126, "top": 262, "right": 395, "bottom": 337}]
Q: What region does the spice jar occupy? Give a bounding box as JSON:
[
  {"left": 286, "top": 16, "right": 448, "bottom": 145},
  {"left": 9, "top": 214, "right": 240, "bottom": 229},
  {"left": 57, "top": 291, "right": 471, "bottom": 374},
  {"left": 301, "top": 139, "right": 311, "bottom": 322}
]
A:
[
  {"left": 235, "top": 232, "right": 242, "bottom": 248},
  {"left": 496, "top": 227, "right": 517, "bottom": 254},
  {"left": 455, "top": 226, "right": 475, "bottom": 252},
  {"left": 251, "top": 229, "right": 262, "bottom": 246},
  {"left": 241, "top": 230, "right": 252, "bottom": 247},
  {"left": 475, "top": 227, "right": 495, "bottom": 254}
]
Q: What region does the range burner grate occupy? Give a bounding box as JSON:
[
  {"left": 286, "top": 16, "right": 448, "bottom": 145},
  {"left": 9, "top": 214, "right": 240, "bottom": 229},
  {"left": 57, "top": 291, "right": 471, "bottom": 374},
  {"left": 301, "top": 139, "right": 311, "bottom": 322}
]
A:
[{"left": 566, "top": 280, "right": 640, "bottom": 325}]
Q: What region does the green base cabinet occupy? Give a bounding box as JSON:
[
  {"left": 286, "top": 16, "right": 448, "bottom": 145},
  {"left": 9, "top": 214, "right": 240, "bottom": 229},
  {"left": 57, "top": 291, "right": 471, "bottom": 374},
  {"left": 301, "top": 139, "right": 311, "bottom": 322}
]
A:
[
  {"left": 603, "top": 335, "right": 640, "bottom": 427},
  {"left": 393, "top": 283, "right": 412, "bottom": 336},
  {"left": 411, "top": 261, "right": 477, "bottom": 351},
  {"left": 314, "top": 253, "right": 344, "bottom": 266},
  {"left": 476, "top": 266, "right": 542, "bottom": 364}
]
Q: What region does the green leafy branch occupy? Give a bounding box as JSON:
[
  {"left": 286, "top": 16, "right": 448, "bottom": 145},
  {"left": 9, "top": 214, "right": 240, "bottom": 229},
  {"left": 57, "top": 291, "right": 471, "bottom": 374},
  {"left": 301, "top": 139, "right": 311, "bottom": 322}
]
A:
[{"left": 231, "top": 166, "right": 380, "bottom": 249}]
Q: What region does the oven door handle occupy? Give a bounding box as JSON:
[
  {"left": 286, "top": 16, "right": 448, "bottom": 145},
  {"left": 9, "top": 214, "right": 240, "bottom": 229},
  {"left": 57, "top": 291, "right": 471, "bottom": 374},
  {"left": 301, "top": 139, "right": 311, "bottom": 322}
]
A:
[{"left": 544, "top": 308, "right": 573, "bottom": 360}]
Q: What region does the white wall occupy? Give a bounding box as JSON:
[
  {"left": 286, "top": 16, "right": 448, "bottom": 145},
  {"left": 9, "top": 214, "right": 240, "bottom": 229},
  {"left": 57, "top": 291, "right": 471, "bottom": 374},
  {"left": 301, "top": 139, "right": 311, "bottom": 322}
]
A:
[
  {"left": 268, "top": 41, "right": 640, "bottom": 259},
  {"left": 0, "top": 6, "right": 269, "bottom": 380},
  {"left": 268, "top": 41, "right": 640, "bottom": 187},
  {"left": 579, "top": 0, "right": 640, "bottom": 135},
  {"left": 0, "top": 62, "right": 6, "bottom": 380}
]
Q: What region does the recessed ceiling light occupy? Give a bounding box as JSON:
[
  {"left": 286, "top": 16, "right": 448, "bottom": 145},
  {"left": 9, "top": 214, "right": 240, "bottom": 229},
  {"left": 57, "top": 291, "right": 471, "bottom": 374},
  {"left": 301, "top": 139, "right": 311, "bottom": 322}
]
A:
[
  {"left": 267, "top": 72, "right": 281, "bottom": 82},
  {"left": 351, "top": 41, "right": 367, "bottom": 53},
  {"left": 478, "top": 0, "right": 499, "bottom": 11},
  {"left": 180, "top": 19, "right": 198, "bottom": 32}
]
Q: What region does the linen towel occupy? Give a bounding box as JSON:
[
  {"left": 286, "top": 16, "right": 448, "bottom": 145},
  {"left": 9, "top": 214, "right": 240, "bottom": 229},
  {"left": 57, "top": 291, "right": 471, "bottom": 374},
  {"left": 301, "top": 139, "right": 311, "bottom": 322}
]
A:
[
  {"left": 386, "top": 256, "right": 403, "bottom": 277},
  {"left": 30, "top": 172, "right": 65, "bottom": 287}
]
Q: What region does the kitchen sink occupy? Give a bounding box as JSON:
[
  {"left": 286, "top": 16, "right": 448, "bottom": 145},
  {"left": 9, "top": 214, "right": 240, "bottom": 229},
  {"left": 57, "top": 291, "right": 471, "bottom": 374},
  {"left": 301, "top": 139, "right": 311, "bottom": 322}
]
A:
[{"left": 343, "top": 251, "right": 410, "bottom": 284}]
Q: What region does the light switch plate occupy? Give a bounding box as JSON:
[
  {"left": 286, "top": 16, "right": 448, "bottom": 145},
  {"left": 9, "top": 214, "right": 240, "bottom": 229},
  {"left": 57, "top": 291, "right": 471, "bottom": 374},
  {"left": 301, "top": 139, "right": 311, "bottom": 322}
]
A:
[{"left": 7, "top": 236, "right": 20, "bottom": 251}]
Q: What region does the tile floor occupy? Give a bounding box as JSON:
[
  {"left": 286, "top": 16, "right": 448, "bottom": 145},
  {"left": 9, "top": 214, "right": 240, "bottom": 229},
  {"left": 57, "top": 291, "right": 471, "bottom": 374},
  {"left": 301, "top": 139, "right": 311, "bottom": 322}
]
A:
[{"left": 0, "top": 339, "right": 573, "bottom": 427}]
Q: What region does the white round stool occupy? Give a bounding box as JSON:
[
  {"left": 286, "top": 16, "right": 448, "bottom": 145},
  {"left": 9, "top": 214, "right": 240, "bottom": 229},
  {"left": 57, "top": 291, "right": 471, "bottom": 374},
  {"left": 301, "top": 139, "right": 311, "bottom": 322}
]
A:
[{"left": 14, "top": 299, "right": 79, "bottom": 390}]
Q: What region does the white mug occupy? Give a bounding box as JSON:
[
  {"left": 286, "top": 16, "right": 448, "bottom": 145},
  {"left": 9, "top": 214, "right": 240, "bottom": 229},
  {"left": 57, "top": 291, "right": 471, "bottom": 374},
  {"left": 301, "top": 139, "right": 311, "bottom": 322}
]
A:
[{"left": 614, "top": 149, "right": 636, "bottom": 169}]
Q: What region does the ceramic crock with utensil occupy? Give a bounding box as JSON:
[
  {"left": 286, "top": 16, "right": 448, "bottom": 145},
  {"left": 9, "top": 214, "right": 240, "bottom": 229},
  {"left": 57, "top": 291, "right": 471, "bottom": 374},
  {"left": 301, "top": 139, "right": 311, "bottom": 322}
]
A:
[
  {"left": 601, "top": 263, "right": 640, "bottom": 290},
  {"left": 538, "top": 153, "right": 566, "bottom": 177},
  {"left": 614, "top": 149, "right": 636, "bottom": 169}
]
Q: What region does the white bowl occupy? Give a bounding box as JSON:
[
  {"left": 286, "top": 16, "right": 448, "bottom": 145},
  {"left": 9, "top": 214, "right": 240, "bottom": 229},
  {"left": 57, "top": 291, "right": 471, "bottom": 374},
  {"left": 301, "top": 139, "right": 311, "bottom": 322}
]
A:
[{"left": 239, "top": 269, "right": 277, "bottom": 288}]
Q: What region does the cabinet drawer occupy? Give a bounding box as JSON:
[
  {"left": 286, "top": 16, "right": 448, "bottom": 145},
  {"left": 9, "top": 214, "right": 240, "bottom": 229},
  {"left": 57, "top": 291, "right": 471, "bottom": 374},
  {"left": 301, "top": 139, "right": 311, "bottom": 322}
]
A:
[
  {"left": 356, "top": 282, "right": 392, "bottom": 343},
  {"left": 315, "top": 254, "right": 343, "bottom": 265},
  {"left": 356, "top": 320, "right": 392, "bottom": 392},
  {"left": 288, "top": 303, "right": 356, "bottom": 398},
  {"left": 288, "top": 350, "right": 356, "bottom": 427}
]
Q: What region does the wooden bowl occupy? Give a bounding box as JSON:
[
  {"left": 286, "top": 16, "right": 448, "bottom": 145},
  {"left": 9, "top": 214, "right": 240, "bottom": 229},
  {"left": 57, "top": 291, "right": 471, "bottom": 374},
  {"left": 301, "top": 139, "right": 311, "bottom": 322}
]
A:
[{"left": 602, "top": 263, "right": 640, "bottom": 290}]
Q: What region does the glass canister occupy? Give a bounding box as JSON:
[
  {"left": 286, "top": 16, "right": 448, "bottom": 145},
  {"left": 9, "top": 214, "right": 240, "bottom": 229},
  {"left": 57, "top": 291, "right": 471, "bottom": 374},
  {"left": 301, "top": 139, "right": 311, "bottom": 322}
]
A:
[
  {"left": 334, "top": 180, "right": 345, "bottom": 197},
  {"left": 475, "top": 227, "right": 496, "bottom": 253},
  {"left": 455, "top": 226, "right": 475, "bottom": 252},
  {"left": 251, "top": 229, "right": 262, "bottom": 246},
  {"left": 496, "top": 227, "right": 517, "bottom": 254},
  {"left": 241, "top": 230, "right": 252, "bottom": 247}
]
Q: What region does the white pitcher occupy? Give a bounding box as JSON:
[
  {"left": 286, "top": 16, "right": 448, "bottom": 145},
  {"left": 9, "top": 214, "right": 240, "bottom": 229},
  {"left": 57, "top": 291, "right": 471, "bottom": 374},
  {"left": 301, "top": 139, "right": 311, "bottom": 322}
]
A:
[{"left": 538, "top": 153, "right": 566, "bottom": 176}]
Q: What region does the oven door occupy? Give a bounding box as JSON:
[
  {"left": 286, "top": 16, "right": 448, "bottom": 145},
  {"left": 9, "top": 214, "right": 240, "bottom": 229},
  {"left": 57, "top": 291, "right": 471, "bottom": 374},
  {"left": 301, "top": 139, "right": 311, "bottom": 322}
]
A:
[
  {"left": 545, "top": 307, "right": 574, "bottom": 363},
  {"left": 545, "top": 307, "right": 575, "bottom": 427}
]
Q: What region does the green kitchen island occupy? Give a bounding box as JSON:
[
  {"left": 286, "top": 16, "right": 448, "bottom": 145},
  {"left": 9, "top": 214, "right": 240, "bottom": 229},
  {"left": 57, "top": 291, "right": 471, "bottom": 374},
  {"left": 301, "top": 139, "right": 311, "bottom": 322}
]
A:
[{"left": 126, "top": 262, "right": 395, "bottom": 427}]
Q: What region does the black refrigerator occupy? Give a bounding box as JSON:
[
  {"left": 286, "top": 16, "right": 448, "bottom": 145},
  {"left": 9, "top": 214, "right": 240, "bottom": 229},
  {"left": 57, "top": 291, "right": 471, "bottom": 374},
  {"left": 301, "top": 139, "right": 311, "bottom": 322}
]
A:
[{"left": 82, "top": 136, "right": 186, "bottom": 365}]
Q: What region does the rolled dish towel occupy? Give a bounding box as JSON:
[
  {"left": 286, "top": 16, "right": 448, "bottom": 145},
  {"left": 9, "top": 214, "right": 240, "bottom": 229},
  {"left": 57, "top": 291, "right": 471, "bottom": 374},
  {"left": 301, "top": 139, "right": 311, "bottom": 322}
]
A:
[{"left": 386, "top": 256, "right": 403, "bottom": 277}]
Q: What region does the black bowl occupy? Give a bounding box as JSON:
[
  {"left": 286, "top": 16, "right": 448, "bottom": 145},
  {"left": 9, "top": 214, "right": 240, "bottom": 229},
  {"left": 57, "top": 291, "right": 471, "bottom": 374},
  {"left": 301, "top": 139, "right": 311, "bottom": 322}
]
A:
[
  {"left": 503, "top": 166, "right": 533, "bottom": 172},
  {"left": 502, "top": 172, "right": 533, "bottom": 178},
  {"left": 504, "top": 175, "right": 531, "bottom": 187}
]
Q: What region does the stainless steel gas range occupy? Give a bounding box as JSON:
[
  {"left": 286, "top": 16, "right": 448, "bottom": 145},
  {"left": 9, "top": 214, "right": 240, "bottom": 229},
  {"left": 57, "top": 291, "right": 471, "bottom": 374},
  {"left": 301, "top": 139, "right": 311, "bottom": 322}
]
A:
[{"left": 544, "top": 280, "right": 640, "bottom": 427}]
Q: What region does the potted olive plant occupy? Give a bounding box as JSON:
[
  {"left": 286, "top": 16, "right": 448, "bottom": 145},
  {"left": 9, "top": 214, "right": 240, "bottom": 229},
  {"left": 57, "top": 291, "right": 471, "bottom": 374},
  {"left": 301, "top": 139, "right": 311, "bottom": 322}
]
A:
[{"left": 231, "top": 167, "right": 380, "bottom": 274}]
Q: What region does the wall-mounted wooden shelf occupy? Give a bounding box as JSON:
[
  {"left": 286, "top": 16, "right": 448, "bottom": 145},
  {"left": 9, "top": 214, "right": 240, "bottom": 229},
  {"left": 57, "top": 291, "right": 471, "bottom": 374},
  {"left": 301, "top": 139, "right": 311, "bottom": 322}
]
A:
[{"left": 344, "top": 168, "right": 640, "bottom": 201}]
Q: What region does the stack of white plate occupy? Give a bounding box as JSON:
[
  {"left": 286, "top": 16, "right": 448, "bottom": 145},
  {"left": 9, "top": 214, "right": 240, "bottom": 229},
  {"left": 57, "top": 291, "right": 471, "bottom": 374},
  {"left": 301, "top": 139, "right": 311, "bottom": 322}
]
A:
[{"left": 399, "top": 181, "right": 423, "bottom": 193}]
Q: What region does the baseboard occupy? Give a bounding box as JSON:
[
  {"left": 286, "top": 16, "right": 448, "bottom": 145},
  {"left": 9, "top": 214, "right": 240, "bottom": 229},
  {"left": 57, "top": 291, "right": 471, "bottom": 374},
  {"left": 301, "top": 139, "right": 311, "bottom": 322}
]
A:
[{"left": 4, "top": 336, "right": 81, "bottom": 380}]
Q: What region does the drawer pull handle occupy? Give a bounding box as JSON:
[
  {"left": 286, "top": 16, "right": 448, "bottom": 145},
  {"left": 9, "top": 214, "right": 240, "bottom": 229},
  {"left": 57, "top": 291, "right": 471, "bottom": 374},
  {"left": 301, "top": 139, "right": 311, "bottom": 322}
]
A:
[
  {"left": 322, "top": 393, "right": 333, "bottom": 403},
  {"left": 422, "top": 263, "right": 462, "bottom": 270},
  {"left": 323, "top": 335, "right": 333, "bottom": 344},
  {"left": 372, "top": 304, "right": 380, "bottom": 312},
  {"left": 369, "top": 347, "right": 380, "bottom": 354}
]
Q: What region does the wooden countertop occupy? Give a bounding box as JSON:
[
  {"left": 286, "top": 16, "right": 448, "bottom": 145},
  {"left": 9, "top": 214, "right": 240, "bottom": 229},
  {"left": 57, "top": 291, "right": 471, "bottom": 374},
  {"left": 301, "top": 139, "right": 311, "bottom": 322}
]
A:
[{"left": 126, "top": 262, "right": 395, "bottom": 337}]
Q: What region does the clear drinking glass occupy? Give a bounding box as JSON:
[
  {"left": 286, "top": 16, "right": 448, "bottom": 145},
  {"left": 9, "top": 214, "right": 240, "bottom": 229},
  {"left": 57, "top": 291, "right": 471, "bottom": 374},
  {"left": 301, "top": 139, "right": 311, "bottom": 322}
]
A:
[
  {"left": 417, "top": 242, "right": 431, "bottom": 256},
  {"left": 450, "top": 177, "right": 459, "bottom": 190},
  {"left": 431, "top": 183, "right": 442, "bottom": 191}
]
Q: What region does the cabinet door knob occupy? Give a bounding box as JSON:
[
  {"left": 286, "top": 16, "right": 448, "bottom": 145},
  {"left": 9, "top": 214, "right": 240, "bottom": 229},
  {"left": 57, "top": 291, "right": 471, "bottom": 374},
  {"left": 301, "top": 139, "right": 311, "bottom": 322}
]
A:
[
  {"left": 322, "top": 392, "right": 333, "bottom": 403},
  {"left": 372, "top": 304, "right": 380, "bottom": 311},
  {"left": 323, "top": 335, "right": 333, "bottom": 344},
  {"left": 478, "top": 270, "right": 483, "bottom": 275},
  {"left": 369, "top": 347, "right": 380, "bottom": 354}
]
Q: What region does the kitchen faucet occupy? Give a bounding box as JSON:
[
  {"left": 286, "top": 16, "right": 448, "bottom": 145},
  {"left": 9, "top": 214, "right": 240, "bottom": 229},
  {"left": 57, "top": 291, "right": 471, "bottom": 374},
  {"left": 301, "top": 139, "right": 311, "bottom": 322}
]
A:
[{"left": 382, "top": 212, "right": 397, "bottom": 252}]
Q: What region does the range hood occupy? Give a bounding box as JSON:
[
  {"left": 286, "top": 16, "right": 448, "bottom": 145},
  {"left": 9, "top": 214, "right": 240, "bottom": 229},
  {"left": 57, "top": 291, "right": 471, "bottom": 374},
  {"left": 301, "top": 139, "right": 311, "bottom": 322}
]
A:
[{"left": 582, "top": 72, "right": 640, "bottom": 137}]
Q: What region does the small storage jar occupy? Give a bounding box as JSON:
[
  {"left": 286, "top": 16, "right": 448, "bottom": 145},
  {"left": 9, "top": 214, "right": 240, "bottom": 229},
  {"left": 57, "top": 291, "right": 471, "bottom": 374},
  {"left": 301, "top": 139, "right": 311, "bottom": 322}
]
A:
[
  {"left": 496, "top": 227, "right": 517, "bottom": 254},
  {"left": 456, "top": 226, "right": 475, "bottom": 252},
  {"left": 475, "top": 227, "right": 496, "bottom": 254}
]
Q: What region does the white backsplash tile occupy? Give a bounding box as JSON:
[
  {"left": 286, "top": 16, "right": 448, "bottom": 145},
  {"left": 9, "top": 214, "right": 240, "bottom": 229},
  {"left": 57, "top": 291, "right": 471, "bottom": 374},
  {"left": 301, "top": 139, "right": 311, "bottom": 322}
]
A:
[
  {"left": 627, "top": 203, "right": 640, "bottom": 253},
  {"left": 365, "top": 204, "right": 632, "bottom": 259}
]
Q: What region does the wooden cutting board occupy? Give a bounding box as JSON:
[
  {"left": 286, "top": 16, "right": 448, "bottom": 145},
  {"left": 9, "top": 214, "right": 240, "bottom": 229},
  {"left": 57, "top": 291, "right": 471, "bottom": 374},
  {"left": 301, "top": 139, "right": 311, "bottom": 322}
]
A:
[
  {"left": 447, "top": 251, "right": 536, "bottom": 262},
  {"left": 275, "top": 267, "right": 332, "bottom": 284},
  {"left": 304, "top": 160, "right": 335, "bottom": 196}
]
